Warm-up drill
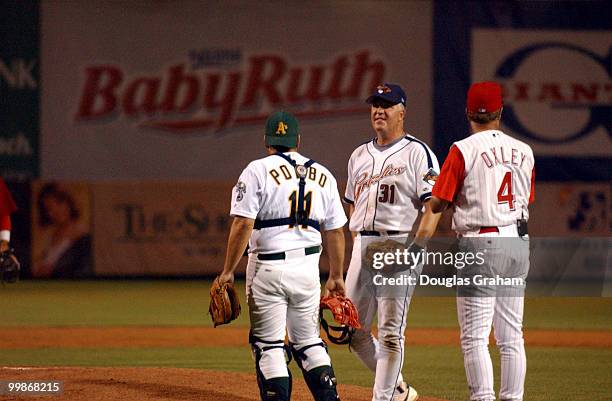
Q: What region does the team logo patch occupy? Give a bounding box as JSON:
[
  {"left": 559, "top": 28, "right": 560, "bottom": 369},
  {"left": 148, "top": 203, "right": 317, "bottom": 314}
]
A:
[
  {"left": 276, "top": 121, "right": 288, "bottom": 135},
  {"left": 376, "top": 85, "right": 392, "bottom": 94},
  {"left": 422, "top": 167, "right": 439, "bottom": 186},
  {"left": 235, "top": 181, "right": 246, "bottom": 201}
]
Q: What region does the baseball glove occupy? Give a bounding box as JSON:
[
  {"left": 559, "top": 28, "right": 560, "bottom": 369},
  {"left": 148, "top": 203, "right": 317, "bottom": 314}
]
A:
[
  {"left": 364, "top": 239, "right": 407, "bottom": 270},
  {"left": 208, "top": 276, "right": 241, "bottom": 327},
  {"left": 0, "top": 249, "right": 20, "bottom": 284}
]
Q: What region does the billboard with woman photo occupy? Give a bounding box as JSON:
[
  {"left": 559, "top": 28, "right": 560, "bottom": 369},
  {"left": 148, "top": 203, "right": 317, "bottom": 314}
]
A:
[{"left": 31, "top": 182, "right": 92, "bottom": 278}]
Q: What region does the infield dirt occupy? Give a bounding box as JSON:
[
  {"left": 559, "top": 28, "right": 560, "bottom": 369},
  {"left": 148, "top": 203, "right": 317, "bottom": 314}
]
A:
[{"left": 1, "top": 326, "right": 609, "bottom": 400}]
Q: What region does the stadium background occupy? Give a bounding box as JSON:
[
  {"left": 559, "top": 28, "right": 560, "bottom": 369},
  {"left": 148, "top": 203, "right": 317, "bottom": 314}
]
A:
[{"left": 1, "top": 1, "right": 610, "bottom": 400}]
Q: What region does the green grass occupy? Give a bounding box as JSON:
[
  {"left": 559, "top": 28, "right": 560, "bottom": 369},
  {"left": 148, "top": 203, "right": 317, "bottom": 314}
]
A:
[
  {"left": 0, "top": 345, "right": 610, "bottom": 401},
  {"left": 2, "top": 280, "right": 611, "bottom": 330},
  {"left": 409, "top": 296, "right": 612, "bottom": 330},
  {"left": 0, "top": 280, "right": 250, "bottom": 327}
]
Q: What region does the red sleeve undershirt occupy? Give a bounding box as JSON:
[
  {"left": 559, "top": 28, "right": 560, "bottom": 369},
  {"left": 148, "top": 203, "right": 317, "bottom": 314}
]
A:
[
  {"left": 0, "top": 180, "right": 17, "bottom": 216},
  {"left": 0, "top": 215, "right": 10, "bottom": 231},
  {"left": 529, "top": 167, "right": 535, "bottom": 204},
  {"left": 0, "top": 179, "right": 16, "bottom": 232},
  {"left": 432, "top": 145, "right": 465, "bottom": 203}
]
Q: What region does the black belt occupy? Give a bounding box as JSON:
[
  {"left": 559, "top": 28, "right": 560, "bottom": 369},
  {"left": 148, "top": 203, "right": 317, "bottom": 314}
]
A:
[
  {"left": 359, "top": 230, "right": 400, "bottom": 236},
  {"left": 257, "top": 245, "right": 321, "bottom": 261}
]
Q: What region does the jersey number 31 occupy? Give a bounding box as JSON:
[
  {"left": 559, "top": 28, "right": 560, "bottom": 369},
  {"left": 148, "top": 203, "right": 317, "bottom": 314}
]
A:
[{"left": 378, "top": 184, "right": 396, "bottom": 204}]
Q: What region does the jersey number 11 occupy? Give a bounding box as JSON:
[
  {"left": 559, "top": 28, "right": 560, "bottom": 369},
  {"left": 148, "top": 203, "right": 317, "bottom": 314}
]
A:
[{"left": 288, "top": 190, "right": 313, "bottom": 228}]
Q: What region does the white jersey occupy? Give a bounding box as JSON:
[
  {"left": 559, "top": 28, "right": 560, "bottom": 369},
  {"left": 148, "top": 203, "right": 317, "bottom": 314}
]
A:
[
  {"left": 344, "top": 135, "right": 439, "bottom": 233},
  {"left": 230, "top": 151, "right": 347, "bottom": 254},
  {"left": 452, "top": 130, "right": 534, "bottom": 232}
]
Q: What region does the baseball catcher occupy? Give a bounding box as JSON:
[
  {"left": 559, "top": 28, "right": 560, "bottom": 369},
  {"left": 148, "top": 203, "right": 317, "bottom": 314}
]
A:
[
  {"left": 320, "top": 295, "right": 361, "bottom": 345},
  {"left": 208, "top": 276, "right": 241, "bottom": 327}
]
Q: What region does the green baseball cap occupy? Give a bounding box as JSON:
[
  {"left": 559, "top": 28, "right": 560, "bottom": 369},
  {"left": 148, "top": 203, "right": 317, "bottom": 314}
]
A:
[{"left": 265, "top": 111, "right": 299, "bottom": 148}]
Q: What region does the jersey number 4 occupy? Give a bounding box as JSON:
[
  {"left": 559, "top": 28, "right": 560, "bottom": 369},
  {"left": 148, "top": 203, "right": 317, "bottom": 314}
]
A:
[
  {"left": 288, "top": 190, "right": 312, "bottom": 228},
  {"left": 497, "top": 172, "right": 515, "bottom": 210}
]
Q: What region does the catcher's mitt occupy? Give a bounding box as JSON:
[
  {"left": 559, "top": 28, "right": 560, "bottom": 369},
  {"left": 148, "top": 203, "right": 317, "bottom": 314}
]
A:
[
  {"left": 0, "top": 249, "right": 20, "bottom": 284},
  {"left": 320, "top": 296, "right": 361, "bottom": 345},
  {"left": 208, "top": 276, "right": 241, "bottom": 327}
]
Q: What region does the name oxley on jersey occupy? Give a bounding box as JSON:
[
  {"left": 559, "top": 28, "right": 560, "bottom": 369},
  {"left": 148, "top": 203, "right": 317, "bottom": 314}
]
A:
[
  {"left": 452, "top": 130, "right": 534, "bottom": 232},
  {"left": 345, "top": 135, "right": 439, "bottom": 233},
  {"left": 230, "top": 152, "right": 347, "bottom": 254}
]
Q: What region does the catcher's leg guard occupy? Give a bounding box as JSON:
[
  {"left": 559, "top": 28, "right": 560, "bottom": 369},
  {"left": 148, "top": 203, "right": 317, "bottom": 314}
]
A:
[
  {"left": 250, "top": 333, "right": 292, "bottom": 401},
  {"left": 256, "top": 376, "right": 291, "bottom": 401},
  {"left": 291, "top": 342, "right": 339, "bottom": 401}
]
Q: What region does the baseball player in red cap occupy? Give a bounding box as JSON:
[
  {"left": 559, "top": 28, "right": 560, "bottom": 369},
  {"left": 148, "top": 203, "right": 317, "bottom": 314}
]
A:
[{"left": 430, "top": 81, "right": 535, "bottom": 401}]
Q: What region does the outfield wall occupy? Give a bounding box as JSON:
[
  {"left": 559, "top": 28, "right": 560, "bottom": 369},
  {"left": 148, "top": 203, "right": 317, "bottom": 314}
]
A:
[
  {"left": 19, "top": 180, "right": 609, "bottom": 279},
  {"left": 1, "top": 1, "right": 609, "bottom": 279}
]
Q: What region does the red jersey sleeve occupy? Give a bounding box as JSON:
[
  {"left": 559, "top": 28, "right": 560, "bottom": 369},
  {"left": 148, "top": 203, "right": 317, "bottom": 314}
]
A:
[
  {"left": 529, "top": 167, "right": 535, "bottom": 204},
  {"left": 0, "top": 179, "right": 17, "bottom": 216},
  {"left": 432, "top": 145, "right": 465, "bottom": 203},
  {"left": 0, "top": 215, "right": 10, "bottom": 231}
]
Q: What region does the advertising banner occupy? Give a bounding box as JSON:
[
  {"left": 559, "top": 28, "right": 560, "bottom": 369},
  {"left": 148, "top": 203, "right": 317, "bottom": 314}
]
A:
[
  {"left": 529, "top": 182, "right": 610, "bottom": 236},
  {"left": 434, "top": 1, "right": 611, "bottom": 181},
  {"left": 92, "top": 182, "right": 233, "bottom": 276},
  {"left": 24, "top": 180, "right": 608, "bottom": 278},
  {"left": 41, "top": 2, "right": 433, "bottom": 182},
  {"left": 0, "top": 0, "right": 39, "bottom": 180},
  {"left": 91, "top": 181, "right": 343, "bottom": 277}
]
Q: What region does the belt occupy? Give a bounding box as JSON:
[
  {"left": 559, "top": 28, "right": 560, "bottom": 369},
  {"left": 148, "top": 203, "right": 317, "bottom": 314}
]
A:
[
  {"left": 360, "top": 230, "right": 400, "bottom": 236},
  {"left": 479, "top": 226, "right": 499, "bottom": 234},
  {"left": 257, "top": 245, "right": 321, "bottom": 261}
]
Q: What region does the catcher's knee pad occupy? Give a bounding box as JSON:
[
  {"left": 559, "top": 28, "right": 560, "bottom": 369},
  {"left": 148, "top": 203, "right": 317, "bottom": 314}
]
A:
[
  {"left": 290, "top": 340, "right": 331, "bottom": 372},
  {"left": 250, "top": 333, "right": 292, "bottom": 379}
]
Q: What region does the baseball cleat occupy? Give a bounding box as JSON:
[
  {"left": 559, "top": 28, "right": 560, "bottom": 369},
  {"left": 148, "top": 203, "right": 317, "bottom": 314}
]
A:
[{"left": 393, "top": 381, "right": 419, "bottom": 401}]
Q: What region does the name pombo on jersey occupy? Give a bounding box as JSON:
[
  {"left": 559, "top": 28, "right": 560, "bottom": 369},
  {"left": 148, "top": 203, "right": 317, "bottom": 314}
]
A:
[
  {"left": 269, "top": 165, "right": 328, "bottom": 187},
  {"left": 480, "top": 146, "right": 529, "bottom": 169}
]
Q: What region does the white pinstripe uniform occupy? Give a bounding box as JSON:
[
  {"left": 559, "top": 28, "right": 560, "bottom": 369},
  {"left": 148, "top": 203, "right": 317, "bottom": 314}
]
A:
[
  {"left": 344, "top": 135, "right": 439, "bottom": 401},
  {"left": 451, "top": 131, "right": 533, "bottom": 234},
  {"left": 435, "top": 129, "right": 535, "bottom": 401}
]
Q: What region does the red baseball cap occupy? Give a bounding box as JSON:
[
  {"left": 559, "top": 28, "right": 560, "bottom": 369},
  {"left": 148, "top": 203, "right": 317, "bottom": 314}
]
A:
[{"left": 466, "top": 81, "right": 502, "bottom": 113}]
